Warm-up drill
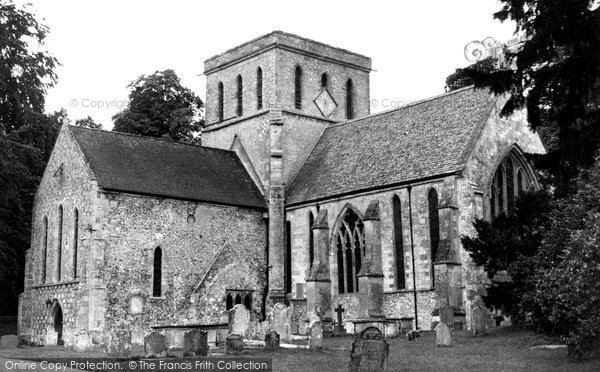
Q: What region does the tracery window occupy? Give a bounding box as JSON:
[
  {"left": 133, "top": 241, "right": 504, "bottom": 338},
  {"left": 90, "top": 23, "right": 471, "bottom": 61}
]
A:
[
  {"left": 336, "top": 208, "right": 364, "bottom": 294},
  {"left": 490, "top": 148, "right": 537, "bottom": 218}
]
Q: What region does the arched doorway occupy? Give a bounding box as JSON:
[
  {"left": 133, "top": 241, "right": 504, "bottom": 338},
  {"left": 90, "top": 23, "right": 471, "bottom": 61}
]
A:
[{"left": 51, "top": 302, "right": 64, "bottom": 346}]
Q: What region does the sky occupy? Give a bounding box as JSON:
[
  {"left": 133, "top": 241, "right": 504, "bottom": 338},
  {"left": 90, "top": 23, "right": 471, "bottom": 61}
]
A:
[{"left": 17, "top": 0, "right": 517, "bottom": 129}]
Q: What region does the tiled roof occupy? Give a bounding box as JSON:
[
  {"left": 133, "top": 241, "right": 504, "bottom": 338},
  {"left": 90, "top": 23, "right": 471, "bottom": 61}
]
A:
[
  {"left": 286, "top": 87, "right": 496, "bottom": 205},
  {"left": 69, "top": 126, "right": 266, "bottom": 209}
]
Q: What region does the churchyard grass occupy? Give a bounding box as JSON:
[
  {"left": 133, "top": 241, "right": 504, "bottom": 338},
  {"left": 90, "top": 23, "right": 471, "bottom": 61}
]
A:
[{"left": 1, "top": 328, "right": 599, "bottom": 371}]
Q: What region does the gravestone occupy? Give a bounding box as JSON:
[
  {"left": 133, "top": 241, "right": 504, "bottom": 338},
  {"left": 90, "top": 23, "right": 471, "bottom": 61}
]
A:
[
  {"left": 183, "top": 329, "right": 208, "bottom": 357},
  {"left": 0, "top": 335, "right": 17, "bottom": 349},
  {"left": 264, "top": 330, "right": 280, "bottom": 351},
  {"left": 219, "top": 311, "right": 229, "bottom": 324},
  {"left": 435, "top": 322, "right": 452, "bottom": 347},
  {"left": 248, "top": 321, "right": 263, "bottom": 341},
  {"left": 144, "top": 331, "right": 167, "bottom": 358},
  {"left": 349, "top": 327, "right": 389, "bottom": 372},
  {"left": 334, "top": 304, "right": 346, "bottom": 336},
  {"left": 229, "top": 304, "right": 251, "bottom": 336},
  {"left": 471, "top": 306, "right": 486, "bottom": 336},
  {"left": 225, "top": 334, "right": 244, "bottom": 355},
  {"left": 309, "top": 321, "right": 323, "bottom": 350},
  {"left": 439, "top": 306, "right": 454, "bottom": 329},
  {"left": 270, "top": 302, "right": 291, "bottom": 342},
  {"left": 108, "top": 329, "right": 131, "bottom": 358}
]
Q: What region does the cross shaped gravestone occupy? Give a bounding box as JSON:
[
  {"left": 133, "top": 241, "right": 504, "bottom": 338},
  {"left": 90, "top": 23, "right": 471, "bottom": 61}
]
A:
[{"left": 334, "top": 304, "right": 345, "bottom": 333}]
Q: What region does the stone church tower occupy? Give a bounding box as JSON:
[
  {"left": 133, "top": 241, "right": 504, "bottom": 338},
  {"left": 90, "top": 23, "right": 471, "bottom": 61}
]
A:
[{"left": 201, "top": 31, "right": 372, "bottom": 304}]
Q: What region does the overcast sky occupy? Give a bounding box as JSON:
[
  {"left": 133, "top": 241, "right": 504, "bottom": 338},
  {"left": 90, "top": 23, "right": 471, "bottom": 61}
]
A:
[{"left": 18, "top": 0, "right": 516, "bottom": 129}]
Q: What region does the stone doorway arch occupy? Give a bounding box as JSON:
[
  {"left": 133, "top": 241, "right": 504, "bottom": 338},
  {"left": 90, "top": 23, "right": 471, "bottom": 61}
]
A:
[{"left": 46, "top": 300, "right": 64, "bottom": 346}]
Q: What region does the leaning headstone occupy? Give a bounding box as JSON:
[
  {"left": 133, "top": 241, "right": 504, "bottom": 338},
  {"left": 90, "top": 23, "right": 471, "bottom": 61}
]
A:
[
  {"left": 225, "top": 334, "right": 244, "bottom": 355},
  {"left": 108, "top": 329, "right": 131, "bottom": 358},
  {"left": 229, "top": 304, "right": 251, "bottom": 336},
  {"left": 0, "top": 335, "right": 18, "bottom": 349},
  {"left": 309, "top": 321, "right": 323, "bottom": 350},
  {"left": 471, "top": 306, "right": 486, "bottom": 335},
  {"left": 270, "top": 302, "right": 291, "bottom": 342},
  {"left": 144, "top": 331, "right": 167, "bottom": 358},
  {"left": 264, "top": 330, "right": 280, "bottom": 351},
  {"left": 183, "top": 329, "right": 208, "bottom": 357},
  {"left": 435, "top": 322, "right": 452, "bottom": 347},
  {"left": 439, "top": 306, "right": 454, "bottom": 329},
  {"left": 349, "top": 327, "right": 389, "bottom": 372}
]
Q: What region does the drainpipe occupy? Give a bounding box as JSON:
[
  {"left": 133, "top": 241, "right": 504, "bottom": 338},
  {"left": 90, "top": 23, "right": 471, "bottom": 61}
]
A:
[{"left": 407, "top": 185, "right": 419, "bottom": 330}]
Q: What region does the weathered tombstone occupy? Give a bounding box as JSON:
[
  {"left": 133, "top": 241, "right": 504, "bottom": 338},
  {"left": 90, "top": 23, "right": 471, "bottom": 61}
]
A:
[
  {"left": 264, "top": 330, "right": 280, "bottom": 351},
  {"left": 439, "top": 306, "right": 454, "bottom": 329},
  {"left": 349, "top": 327, "right": 389, "bottom": 372},
  {"left": 471, "top": 306, "right": 486, "bottom": 335},
  {"left": 225, "top": 334, "right": 244, "bottom": 355},
  {"left": 229, "top": 304, "right": 251, "bottom": 336},
  {"left": 144, "top": 331, "right": 167, "bottom": 358},
  {"left": 183, "top": 329, "right": 208, "bottom": 357},
  {"left": 435, "top": 322, "right": 452, "bottom": 347},
  {"left": 108, "top": 329, "right": 131, "bottom": 358},
  {"left": 309, "top": 321, "right": 323, "bottom": 349},
  {"left": 271, "top": 302, "right": 291, "bottom": 342},
  {"left": 219, "top": 311, "right": 229, "bottom": 324},
  {"left": 0, "top": 335, "right": 18, "bottom": 349}
]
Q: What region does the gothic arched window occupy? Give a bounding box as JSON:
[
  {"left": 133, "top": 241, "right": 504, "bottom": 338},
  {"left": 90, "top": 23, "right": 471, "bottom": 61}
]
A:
[
  {"left": 153, "top": 247, "right": 162, "bottom": 297},
  {"left": 392, "top": 195, "right": 406, "bottom": 289},
  {"left": 57, "top": 205, "right": 63, "bottom": 282},
  {"left": 42, "top": 216, "right": 48, "bottom": 283},
  {"left": 218, "top": 82, "right": 224, "bottom": 122},
  {"left": 294, "top": 66, "right": 302, "bottom": 109},
  {"left": 256, "top": 67, "right": 263, "bottom": 110},
  {"left": 490, "top": 148, "right": 537, "bottom": 219},
  {"left": 428, "top": 189, "right": 439, "bottom": 287},
  {"left": 346, "top": 79, "right": 354, "bottom": 119},
  {"left": 236, "top": 75, "right": 243, "bottom": 117},
  {"left": 308, "top": 211, "right": 315, "bottom": 270},
  {"left": 73, "top": 208, "right": 79, "bottom": 279},
  {"left": 335, "top": 208, "right": 364, "bottom": 294}
]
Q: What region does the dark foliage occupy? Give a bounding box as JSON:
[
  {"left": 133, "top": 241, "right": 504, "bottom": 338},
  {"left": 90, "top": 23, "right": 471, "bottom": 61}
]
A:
[{"left": 112, "top": 69, "right": 204, "bottom": 144}]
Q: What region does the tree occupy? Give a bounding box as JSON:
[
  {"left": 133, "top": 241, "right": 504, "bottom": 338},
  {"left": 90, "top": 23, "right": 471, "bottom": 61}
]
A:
[
  {"left": 445, "top": 57, "right": 498, "bottom": 92},
  {"left": 0, "top": 0, "right": 59, "bottom": 134},
  {"left": 529, "top": 163, "right": 600, "bottom": 358},
  {"left": 462, "top": 191, "right": 553, "bottom": 318},
  {"left": 0, "top": 1, "right": 60, "bottom": 315},
  {"left": 75, "top": 115, "right": 102, "bottom": 129},
  {"left": 466, "top": 0, "right": 600, "bottom": 191},
  {"left": 112, "top": 69, "right": 203, "bottom": 144}
]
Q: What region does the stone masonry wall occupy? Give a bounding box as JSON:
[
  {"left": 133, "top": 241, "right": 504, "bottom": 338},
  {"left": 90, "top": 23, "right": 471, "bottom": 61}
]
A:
[
  {"left": 94, "top": 192, "right": 267, "bottom": 346},
  {"left": 202, "top": 114, "right": 271, "bottom": 187},
  {"left": 19, "top": 125, "right": 99, "bottom": 347},
  {"left": 286, "top": 180, "right": 450, "bottom": 329},
  {"left": 205, "top": 51, "right": 276, "bottom": 126},
  {"left": 275, "top": 48, "right": 370, "bottom": 121},
  {"left": 458, "top": 104, "right": 545, "bottom": 323}
]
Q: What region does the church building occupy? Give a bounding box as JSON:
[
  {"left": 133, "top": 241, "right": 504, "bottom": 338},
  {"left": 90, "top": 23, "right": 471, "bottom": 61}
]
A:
[{"left": 18, "top": 31, "right": 545, "bottom": 349}]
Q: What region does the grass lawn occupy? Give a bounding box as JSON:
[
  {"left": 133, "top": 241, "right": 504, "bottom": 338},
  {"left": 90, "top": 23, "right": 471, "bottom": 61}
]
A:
[{"left": 1, "top": 328, "right": 599, "bottom": 371}]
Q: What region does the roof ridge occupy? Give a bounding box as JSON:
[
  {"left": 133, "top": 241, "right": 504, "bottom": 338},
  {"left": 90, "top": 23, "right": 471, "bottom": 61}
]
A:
[
  {"left": 69, "top": 125, "right": 236, "bottom": 154},
  {"left": 327, "top": 85, "right": 485, "bottom": 129}
]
